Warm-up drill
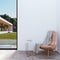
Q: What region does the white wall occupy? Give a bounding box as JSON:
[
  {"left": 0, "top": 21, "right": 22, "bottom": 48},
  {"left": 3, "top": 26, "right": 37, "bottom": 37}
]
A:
[
  {"left": 56, "top": 0, "right": 60, "bottom": 53},
  {"left": 18, "top": 0, "right": 56, "bottom": 51}
]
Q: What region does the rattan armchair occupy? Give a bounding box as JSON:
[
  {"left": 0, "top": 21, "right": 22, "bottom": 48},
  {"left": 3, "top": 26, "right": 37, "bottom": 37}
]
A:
[{"left": 40, "top": 31, "right": 57, "bottom": 56}]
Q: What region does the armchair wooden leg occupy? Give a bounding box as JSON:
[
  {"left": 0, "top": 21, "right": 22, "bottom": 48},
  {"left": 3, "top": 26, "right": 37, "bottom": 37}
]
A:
[{"left": 48, "top": 50, "right": 49, "bottom": 57}]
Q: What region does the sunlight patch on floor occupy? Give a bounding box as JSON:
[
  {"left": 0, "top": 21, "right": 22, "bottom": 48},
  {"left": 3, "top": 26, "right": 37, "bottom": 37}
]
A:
[{"left": 0, "top": 50, "right": 16, "bottom": 60}]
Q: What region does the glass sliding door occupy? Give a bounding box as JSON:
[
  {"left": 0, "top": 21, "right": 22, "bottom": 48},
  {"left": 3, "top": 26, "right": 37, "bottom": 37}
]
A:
[{"left": 0, "top": 0, "right": 17, "bottom": 49}]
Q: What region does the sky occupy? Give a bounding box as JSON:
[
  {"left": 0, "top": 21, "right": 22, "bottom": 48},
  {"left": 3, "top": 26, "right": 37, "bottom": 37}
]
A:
[{"left": 0, "top": 0, "right": 16, "bottom": 18}]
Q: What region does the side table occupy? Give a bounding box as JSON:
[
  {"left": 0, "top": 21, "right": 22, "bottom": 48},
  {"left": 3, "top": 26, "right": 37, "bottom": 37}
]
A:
[
  {"left": 34, "top": 43, "right": 40, "bottom": 55},
  {"left": 25, "top": 40, "right": 32, "bottom": 57}
]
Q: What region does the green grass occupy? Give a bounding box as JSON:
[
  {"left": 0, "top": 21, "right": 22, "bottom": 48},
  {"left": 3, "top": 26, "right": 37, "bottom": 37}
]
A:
[{"left": 0, "top": 32, "right": 16, "bottom": 39}]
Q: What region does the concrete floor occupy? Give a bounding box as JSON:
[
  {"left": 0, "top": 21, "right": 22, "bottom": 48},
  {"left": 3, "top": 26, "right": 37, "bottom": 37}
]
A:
[
  {"left": 0, "top": 45, "right": 16, "bottom": 48},
  {"left": 0, "top": 40, "right": 16, "bottom": 48},
  {"left": 0, "top": 50, "right": 60, "bottom": 60}
]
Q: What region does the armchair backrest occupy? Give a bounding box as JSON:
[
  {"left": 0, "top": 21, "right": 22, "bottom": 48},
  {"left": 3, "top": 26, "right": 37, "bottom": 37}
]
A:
[
  {"left": 43, "top": 31, "right": 57, "bottom": 46},
  {"left": 50, "top": 31, "right": 57, "bottom": 50}
]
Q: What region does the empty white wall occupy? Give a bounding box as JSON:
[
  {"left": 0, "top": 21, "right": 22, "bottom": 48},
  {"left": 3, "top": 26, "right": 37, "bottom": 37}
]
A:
[
  {"left": 18, "top": 0, "right": 56, "bottom": 51},
  {"left": 56, "top": 0, "right": 60, "bottom": 53}
]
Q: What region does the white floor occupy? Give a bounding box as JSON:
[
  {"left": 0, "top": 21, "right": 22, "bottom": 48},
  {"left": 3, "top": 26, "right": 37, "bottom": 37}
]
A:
[
  {"left": 0, "top": 50, "right": 59, "bottom": 60},
  {"left": 0, "top": 50, "right": 15, "bottom": 60}
]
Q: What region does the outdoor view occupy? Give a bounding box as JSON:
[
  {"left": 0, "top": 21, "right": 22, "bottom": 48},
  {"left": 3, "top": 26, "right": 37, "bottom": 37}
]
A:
[{"left": 0, "top": 0, "right": 17, "bottom": 49}]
